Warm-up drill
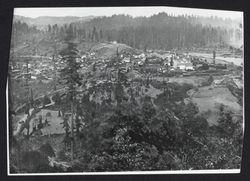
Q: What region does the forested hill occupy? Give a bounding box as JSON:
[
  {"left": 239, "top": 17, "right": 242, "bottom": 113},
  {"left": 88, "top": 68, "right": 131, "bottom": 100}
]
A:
[
  {"left": 13, "top": 15, "right": 95, "bottom": 29},
  {"left": 12, "top": 13, "right": 243, "bottom": 51},
  {"left": 78, "top": 13, "right": 241, "bottom": 30},
  {"left": 74, "top": 13, "right": 242, "bottom": 50}
]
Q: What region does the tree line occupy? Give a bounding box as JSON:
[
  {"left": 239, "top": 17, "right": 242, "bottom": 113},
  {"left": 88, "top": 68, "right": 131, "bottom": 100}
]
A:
[{"left": 12, "top": 13, "right": 242, "bottom": 51}]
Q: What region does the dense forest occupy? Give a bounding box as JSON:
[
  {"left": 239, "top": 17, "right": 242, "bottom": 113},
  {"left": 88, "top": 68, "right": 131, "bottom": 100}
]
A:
[{"left": 12, "top": 13, "right": 242, "bottom": 52}]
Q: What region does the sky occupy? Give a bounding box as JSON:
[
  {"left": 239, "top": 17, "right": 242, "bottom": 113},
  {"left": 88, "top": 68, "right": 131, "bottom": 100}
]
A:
[{"left": 14, "top": 6, "right": 243, "bottom": 20}]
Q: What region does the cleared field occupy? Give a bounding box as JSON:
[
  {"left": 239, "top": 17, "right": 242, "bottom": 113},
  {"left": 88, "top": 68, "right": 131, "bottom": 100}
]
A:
[
  {"left": 168, "top": 76, "right": 208, "bottom": 86},
  {"left": 90, "top": 42, "right": 138, "bottom": 58},
  {"left": 21, "top": 109, "right": 66, "bottom": 136},
  {"left": 152, "top": 76, "right": 208, "bottom": 86},
  {"left": 190, "top": 85, "right": 242, "bottom": 125}
]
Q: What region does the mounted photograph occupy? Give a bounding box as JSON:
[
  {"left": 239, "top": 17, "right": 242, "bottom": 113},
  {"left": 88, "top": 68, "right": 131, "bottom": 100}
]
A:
[{"left": 7, "top": 6, "right": 244, "bottom": 175}]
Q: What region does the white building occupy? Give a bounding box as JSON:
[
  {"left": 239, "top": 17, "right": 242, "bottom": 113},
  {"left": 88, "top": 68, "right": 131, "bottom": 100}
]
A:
[
  {"left": 122, "top": 57, "right": 130, "bottom": 63},
  {"left": 177, "top": 62, "right": 194, "bottom": 71}
]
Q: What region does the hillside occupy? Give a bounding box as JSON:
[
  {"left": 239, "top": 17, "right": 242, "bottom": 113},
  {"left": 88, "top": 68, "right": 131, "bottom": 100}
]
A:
[
  {"left": 12, "top": 13, "right": 243, "bottom": 51},
  {"left": 13, "top": 15, "right": 95, "bottom": 29},
  {"left": 89, "top": 42, "right": 139, "bottom": 58}
]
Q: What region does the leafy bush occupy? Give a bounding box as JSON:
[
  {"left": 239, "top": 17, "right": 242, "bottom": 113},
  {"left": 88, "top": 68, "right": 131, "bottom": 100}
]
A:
[
  {"left": 57, "top": 150, "right": 69, "bottom": 161},
  {"left": 21, "top": 150, "right": 49, "bottom": 173},
  {"left": 39, "top": 142, "right": 55, "bottom": 157},
  {"left": 46, "top": 112, "right": 52, "bottom": 117},
  {"left": 43, "top": 95, "right": 51, "bottom": 105},
  {"left": 201, "top": 75, "right": 214, "bottom": 86},
  {"left": 52, "top": 92, "right": 61, "bottom": 105},
  {"left": 208, "top": 75, "right": 214, "bottom": 84},
  {"left": 34, "top": 99, "right": 41, "bottom": 107}
]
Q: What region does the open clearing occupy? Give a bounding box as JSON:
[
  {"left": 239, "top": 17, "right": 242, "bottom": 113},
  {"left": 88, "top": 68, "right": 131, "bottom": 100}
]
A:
[
  {"left": 168, "top": 76, "right": 208, "bottom": 86},
  {"left": 21, "top": 109, "right": 65, "bottom": 136},
  {"left": 90, "top": 42, "right": 138, "bottom": 58},
  {"left": 190, "top": 85, "right": 242, "bottom": 125},
  {"left": 152, "top": 76, "right": 208, "bottom": 86}
]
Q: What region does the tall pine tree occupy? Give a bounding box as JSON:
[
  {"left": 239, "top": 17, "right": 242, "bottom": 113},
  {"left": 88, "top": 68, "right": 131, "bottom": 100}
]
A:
[{"left": 59, "top": 24, "right": 82, "bottom": 161}]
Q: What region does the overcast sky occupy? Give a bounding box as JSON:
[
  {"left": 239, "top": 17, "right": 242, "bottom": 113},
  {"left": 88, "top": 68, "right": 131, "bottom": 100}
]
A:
[{"left": 14, "top": 7, "right": 243, "bottom": 20}]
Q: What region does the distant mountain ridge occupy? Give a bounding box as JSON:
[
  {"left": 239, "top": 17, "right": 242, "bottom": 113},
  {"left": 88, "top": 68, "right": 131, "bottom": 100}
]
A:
[
  {"left": 12, "top": 13, "right": 243, "bottom": 50},
  {"left": 14, "top": 13, "right": 242, "bottom": 30},
  {"left": 13, "top": 15, "right": 95, "bottom": 28}
]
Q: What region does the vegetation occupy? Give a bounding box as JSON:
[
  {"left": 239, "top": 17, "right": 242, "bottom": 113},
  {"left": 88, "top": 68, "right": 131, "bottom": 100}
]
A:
[
  {"left": 59, "top": 24, "right": 82, "bottom": 161},
  {"left": 43, "top": 94, "right": 51, "bottom": 106},
  {"left": 10, "top": 78, "right": 242, "bottom": 172},
  {"left": 54, "top": 81, "right": 241, "bottom": 171},
  {"left": 9, "top": 13, "right": 243, "bottom": 173},
  {"left": 201, "top": 75, "right": 214, "bottom": 86},
  {"left": 11, "top": 13, "right": 242, "bottom": 56}
]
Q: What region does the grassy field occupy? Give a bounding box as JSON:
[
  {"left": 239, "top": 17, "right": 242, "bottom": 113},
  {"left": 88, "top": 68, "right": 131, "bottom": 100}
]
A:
[
  {"left": 151, "top": 76, "right": 208, "bottom": 86},
  {"left": 190, "top": 85, "right": 242, "bottom": 125},
  {"left": 168, "top": 76, "right": 208, "bottom": 86}
]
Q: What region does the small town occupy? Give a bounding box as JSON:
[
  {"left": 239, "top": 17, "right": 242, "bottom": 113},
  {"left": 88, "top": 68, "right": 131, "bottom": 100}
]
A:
[{"left": 8, "top": 7, "right": 244, "bottom": 173}]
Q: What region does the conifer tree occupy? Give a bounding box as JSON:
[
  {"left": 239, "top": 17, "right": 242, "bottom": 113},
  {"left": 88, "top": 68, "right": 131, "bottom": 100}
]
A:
[{"left": 59, "top": 24, "right": 82, "bottom": 161}]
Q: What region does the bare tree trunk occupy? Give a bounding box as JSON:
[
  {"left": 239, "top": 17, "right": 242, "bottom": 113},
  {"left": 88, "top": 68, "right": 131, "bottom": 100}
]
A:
[
  {"left": 26, "top": 123, "right": 29, "bottom": 138},
  {"left": 52, "top": 55, "right": 57, "bottom": 91},
  {"left": 133, "top": 31, "right": 136, "bottom": 48},
  {"left": 71, "top": 101, "right": 74, "bottom": 161}
]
